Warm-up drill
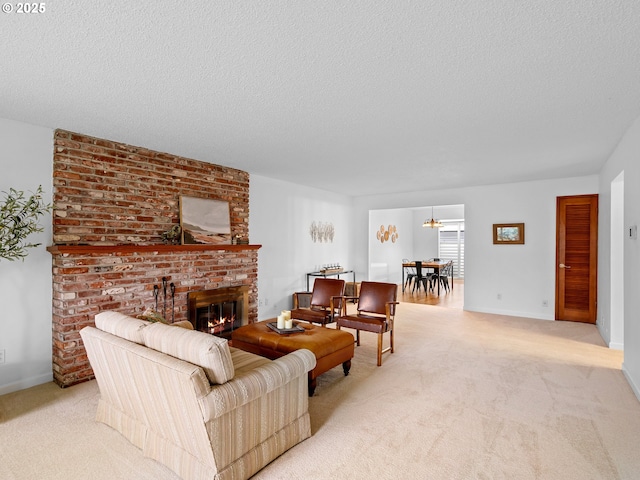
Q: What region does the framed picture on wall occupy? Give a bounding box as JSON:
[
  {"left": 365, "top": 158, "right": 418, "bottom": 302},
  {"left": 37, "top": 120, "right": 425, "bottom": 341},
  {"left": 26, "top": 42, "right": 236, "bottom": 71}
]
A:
[
  {"left": 180, "top": 196, "right": 231, "bottom": 245},
  {"left": 493, "top": 223, "right": 525, "bottom": 244}
]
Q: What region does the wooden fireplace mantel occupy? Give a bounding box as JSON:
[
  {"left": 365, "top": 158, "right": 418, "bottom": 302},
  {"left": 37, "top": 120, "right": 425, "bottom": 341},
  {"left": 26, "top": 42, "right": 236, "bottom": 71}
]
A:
[{"left": 47, "top": 244, "right": 262, "bottom": 255}]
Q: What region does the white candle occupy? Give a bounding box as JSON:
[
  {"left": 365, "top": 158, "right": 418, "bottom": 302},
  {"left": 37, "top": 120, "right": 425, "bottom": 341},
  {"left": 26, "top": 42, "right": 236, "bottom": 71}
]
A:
[
  {"left": 284, "top": 319, "right": 293, "bottom": 330},
  {"left": 277, "top": 315, "right": 285, "bottom": 329},
  {"left": 282, "top": 310, "right": 291, "bottom": 320}
]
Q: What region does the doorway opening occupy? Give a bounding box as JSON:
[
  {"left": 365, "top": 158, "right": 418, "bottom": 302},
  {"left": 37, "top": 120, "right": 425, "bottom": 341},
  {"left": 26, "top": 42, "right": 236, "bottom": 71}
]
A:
[
  {"left": 368, "top": 204, "right": 465, "bottom": 309},
  {"left": 610, "top": 171, "right": 624, "bottom": 349}
]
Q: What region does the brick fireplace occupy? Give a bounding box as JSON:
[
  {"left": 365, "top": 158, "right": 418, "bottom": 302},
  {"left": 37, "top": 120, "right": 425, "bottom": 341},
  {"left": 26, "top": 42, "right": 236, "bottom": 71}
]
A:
[{"left": 48, "top": 130, "right": 260, "bottom": 387}]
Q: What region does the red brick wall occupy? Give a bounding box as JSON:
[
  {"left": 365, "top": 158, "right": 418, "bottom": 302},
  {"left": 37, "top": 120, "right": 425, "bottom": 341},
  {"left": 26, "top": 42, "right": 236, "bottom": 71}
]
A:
[
  {"left": 49, "top": 130, "right": 259, "bottom": 387},
  {"left": 53, "top": 130, "right": 249, "bottom": 244}
]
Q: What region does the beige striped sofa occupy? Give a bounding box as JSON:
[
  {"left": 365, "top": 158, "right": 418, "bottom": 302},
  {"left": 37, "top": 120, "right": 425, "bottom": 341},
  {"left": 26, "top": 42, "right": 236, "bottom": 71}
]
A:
[{"left": 80, "top": 311, "right": 316, "bottom": 480}]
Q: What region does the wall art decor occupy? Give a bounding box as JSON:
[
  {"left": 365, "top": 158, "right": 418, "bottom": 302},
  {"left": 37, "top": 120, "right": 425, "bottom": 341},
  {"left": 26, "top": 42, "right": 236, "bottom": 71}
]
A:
[
  {"left": 377, "top": 224, "right": 398, "bottom": 243},
  {"left": 493, "top": 223, "right": 525, "bottom": 244},
  {"left": 180, "top": 195, "right": 231, "bottom": 244},
  {"left": 309, "top": 221, "right": 335, "bottom": 243}
]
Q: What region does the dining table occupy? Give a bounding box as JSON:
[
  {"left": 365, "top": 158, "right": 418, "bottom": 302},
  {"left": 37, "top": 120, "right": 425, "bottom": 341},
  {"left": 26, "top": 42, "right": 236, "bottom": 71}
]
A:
[{"left": 401, "top": 260, "right": 453, "bottom": 295}]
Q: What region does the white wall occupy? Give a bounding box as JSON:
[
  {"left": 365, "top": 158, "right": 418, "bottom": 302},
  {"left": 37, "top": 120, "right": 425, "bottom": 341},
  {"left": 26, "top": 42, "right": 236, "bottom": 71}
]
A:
[
  {"left": 368, "top": 208, "right": 413, "bottom": 283},
  {"left": 354, "top": 175, "right": 598, "bottom": 320},
  {"left": 249, "top": 175, "right": 353, "bottom": 319},
  {"left": 609, "top": 172, "right": 624, "bottom": 350},
  {"left": 412, "top": 210, "right": 440, "bottom": 263},
  {"left": 599, "top": 115, "right": 640, "bottom": 399},
  {"left": 0, "top": 118, "right": 53, "bottom": 395}
]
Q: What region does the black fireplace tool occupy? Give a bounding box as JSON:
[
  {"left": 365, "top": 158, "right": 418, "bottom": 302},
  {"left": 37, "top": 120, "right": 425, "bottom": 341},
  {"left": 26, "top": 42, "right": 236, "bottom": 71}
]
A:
[
  {"left": 153, "top": 284, "right": 159, "bottom": 311},
  {"left": 152, "top": 279, "right": 176, "bottom": 323},
  {"left": 170, "top": 282, "right": 175, "bottom": 323},
  {"left": 162, "top": 277, "right": 167, "bottom": 320}
]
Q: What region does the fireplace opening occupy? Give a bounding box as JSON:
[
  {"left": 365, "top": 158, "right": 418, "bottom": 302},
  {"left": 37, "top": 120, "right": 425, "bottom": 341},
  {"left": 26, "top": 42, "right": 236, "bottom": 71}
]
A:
[{"left": 188, "top": 286, "right": 249, "bottom": 339}]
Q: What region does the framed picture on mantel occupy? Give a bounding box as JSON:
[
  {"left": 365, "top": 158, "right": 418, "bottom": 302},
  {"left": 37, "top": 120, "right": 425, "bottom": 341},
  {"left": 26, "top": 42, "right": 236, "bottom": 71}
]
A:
[
  {"left": 493, "top": 223, "right": 525, "bottom": 245},
  {"left": 180, "top": 196, "right": 231, "bottom": 245}
]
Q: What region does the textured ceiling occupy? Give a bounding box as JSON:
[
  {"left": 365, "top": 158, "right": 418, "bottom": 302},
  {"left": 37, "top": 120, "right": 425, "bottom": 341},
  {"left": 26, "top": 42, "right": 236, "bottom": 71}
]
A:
[{"left": 2, "top": 1, "right": 639, "bottom": 196}]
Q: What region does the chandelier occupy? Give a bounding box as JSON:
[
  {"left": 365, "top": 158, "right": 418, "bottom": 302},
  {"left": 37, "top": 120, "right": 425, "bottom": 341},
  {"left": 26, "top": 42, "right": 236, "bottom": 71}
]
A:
[{"left": 422, "top": 206, "right": 443, "bottom": 228}]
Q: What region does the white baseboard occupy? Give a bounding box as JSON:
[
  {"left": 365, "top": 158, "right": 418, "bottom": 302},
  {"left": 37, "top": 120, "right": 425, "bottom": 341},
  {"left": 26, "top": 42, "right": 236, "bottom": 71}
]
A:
[
  {"left": 596, "top": 322, "right": 610, "bottom": 347},
  {"left": 622, "top": 363, "right": 640, "bottom": 403},
  {"left": 0, "top": 373, "right": 53, "bottom": 396},
  {"left": 609, "top": 341, "right": 624, "bottom": 351},
  {"left": 463, "top": 304, "right": 554, "bottom": 321}
]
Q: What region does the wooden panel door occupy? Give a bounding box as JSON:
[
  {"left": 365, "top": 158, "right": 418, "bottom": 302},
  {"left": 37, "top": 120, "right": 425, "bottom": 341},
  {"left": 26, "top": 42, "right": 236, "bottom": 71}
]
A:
[{"left": 555, "top": 194, "right": 598, "bottom": 323}]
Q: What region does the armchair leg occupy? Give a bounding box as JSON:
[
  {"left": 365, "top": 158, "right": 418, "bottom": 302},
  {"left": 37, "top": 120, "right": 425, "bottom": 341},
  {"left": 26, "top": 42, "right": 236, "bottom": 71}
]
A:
[
  {"left": 376, "top": 330, "right": 394, "bottom": 366},
  {"left": 356, "top": 330, "right": 361, "bottom": 346}
]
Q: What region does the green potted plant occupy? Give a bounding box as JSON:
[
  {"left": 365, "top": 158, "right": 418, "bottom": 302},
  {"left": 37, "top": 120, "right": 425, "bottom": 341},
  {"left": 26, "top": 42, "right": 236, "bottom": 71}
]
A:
[{"left": 0, "top": 185, "right": 52, "bottom": 261}]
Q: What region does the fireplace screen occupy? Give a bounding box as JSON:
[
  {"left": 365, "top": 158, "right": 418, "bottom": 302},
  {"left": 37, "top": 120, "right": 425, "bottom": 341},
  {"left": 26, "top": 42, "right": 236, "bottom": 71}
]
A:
[
  {"left": 198, "top": 301, "right": 236, "bottom": 335},
  {"left": 188, "top": 286, "right": 249, "bottom": 339}
]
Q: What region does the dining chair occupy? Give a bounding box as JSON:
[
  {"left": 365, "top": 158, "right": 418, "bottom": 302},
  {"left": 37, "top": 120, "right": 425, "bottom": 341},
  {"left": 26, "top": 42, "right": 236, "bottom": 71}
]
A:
[
  {"left": 412, "top": 261, "right": 435, "bottom": 293},
  {"left": 437, "top": 260, "right": 454, "bottom": 292},
  {"left": 403, "top": 258, "right": 417, "bottom": 291},
  {"left": 336, "top": 281, "right": 398, "bottom": 366},
  {"left": 428, "top": 260, "right": 452, "bottom": 293}
]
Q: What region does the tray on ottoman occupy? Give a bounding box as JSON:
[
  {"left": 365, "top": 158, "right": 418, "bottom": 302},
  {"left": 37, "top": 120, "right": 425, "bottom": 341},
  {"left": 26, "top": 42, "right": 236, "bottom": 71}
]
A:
[
  {"left": 266, "top": 321, "right": 305, "bottom": 334},
  {"left": 232, "top": 320, "right": 355, "bottom": 396}
]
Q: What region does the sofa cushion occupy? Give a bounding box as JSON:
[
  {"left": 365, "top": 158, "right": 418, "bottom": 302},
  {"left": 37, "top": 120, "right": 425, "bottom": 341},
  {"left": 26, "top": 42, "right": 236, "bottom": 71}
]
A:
[
  {"left": 142, "top": 322, "right": 235, "bottom": 385},
  {"left": 94, "top": 311, "right": 150, "bottom": 344},
  {"left": 229, "top": 347, "right": 270, "bottom": 377}
]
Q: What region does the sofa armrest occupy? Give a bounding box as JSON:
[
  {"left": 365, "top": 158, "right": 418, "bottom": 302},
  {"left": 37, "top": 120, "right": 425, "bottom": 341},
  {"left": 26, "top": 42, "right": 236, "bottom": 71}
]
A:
[{"left": 198, "top": 348, "right": 316, "bottom": 421}]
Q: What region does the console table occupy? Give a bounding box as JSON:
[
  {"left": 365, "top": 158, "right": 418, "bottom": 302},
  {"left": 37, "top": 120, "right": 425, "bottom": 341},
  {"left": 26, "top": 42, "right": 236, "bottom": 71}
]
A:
[{"left": 306, "top": 269, "right": 356, "bottom": 290}]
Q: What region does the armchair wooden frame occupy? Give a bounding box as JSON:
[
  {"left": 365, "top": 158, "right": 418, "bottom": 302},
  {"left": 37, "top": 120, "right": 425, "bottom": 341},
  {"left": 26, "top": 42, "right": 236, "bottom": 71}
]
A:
[{"left": 336, "top": 281, "right": 399, "bottom": 366}]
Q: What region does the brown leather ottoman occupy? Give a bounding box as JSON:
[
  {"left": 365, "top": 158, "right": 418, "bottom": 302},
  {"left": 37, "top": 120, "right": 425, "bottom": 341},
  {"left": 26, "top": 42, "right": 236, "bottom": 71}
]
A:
[{"left": 231, "top": 320, "right": 355, "bottom": 396}]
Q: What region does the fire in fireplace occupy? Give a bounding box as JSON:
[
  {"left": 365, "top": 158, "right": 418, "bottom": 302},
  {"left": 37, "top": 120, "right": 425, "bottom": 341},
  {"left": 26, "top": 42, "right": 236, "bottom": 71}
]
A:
[{"left": 188, "top": 286, "right": 249, "bottom": 339}]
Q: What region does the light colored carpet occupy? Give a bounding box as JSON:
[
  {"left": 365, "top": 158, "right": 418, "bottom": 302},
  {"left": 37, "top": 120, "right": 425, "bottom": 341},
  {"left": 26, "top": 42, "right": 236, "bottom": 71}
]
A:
[{"left": 1, "top": 303, "right": 639, "bottom": 479}]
